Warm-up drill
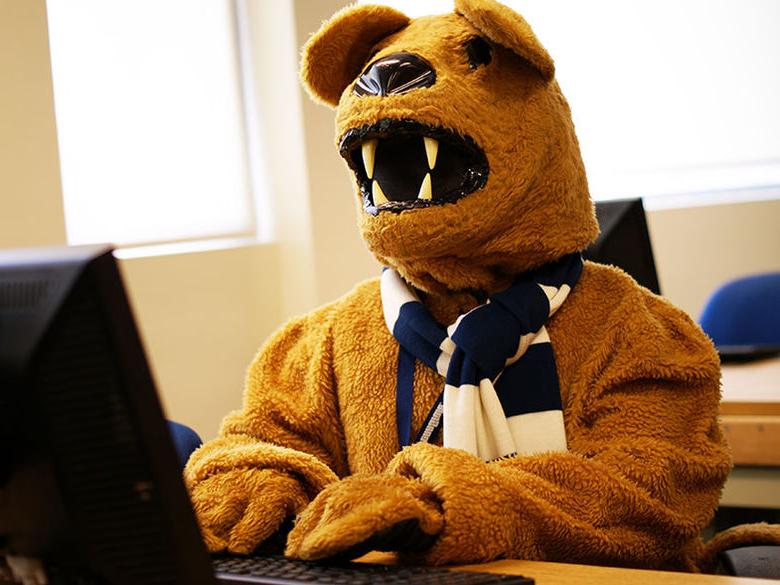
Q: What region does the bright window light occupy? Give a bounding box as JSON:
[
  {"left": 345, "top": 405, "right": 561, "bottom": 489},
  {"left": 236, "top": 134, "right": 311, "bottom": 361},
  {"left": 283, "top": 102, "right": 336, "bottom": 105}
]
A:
[
  {"left": 360, "top": 0, "right": 780, "bottom": 203},
  {"left": 46, "top": 0, "right": 259, "bottom": 246}
]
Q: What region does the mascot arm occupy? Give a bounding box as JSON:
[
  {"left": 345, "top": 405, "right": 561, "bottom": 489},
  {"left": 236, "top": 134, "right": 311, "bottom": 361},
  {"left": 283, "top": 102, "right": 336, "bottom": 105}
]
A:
[
  {"left": 387, "top": 296, "right": 732, "bottom": 568},
  {"left": 184, "top": 306, "right": 345, "bottom": 553}
]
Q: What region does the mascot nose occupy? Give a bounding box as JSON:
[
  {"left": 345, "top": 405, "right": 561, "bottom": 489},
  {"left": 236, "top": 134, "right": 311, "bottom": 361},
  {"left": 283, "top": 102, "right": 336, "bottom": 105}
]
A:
[{"left": 354, "top": 52, "right": 436, "bottom": 97}]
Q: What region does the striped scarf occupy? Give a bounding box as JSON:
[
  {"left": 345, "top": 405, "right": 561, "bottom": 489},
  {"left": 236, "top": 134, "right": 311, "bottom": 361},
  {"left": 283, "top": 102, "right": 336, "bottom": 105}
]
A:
[{"left": 381, "top": 253, "right": 583, "bottom": 461}]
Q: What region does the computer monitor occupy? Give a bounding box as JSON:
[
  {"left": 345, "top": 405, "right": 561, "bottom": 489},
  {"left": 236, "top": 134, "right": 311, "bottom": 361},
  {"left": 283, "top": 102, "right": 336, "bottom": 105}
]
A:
[
  {"left": 583, "top": 198, "right": 661, "bottom": 295},
  {"left": 0, "top": 245, "right": 214, "bottom": 584}
]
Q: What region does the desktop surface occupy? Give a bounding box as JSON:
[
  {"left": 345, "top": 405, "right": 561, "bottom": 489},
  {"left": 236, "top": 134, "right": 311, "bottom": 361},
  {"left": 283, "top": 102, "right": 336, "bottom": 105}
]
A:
[{"left": 358, "top": 553, "right": 778, "bottom": 585}]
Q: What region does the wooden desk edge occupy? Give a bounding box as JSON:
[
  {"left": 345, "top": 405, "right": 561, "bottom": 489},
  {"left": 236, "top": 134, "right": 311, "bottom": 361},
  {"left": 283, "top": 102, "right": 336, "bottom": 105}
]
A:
[
  {"left": 719, "top": 413, "right": 780, "bottom": 466},
  {"left": 358, "top": 552, "right": 777, "bottom": 584},
  {"left": 720, "top": 402, "right": 780, "bottom": 417}
]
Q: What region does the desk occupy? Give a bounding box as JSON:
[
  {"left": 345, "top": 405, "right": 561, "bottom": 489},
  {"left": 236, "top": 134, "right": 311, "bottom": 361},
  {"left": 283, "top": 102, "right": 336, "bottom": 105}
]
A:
[
  {"left": 718, "top": 356, "right": 780, "bottom": 508},
  {"left": 719, "top": 357, "right": 780, "bottom": 465},
  {"left": 721, "top": 356, "right": 780, "bottom": 410},
  {"left": 360, "top": 552, "right": 777, "bottom": 584}
]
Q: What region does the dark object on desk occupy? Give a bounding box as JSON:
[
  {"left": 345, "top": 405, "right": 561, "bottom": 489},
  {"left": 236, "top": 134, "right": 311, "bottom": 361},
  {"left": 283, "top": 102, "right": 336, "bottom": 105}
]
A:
[
  {"left": 0, "top": 245, "right": 534, "bottom": 585},
  {"left": 719, "top": 546, "right": 780, "bottom": 579},
  {"left": 583, "top": 198, "right": 661, "bottom": 295}
]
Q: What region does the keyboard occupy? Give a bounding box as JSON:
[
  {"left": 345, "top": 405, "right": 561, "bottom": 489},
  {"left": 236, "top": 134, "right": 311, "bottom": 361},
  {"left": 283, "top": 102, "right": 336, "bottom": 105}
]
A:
[{"left": 213, "top": 555, "right": 534, "bottom": 584}]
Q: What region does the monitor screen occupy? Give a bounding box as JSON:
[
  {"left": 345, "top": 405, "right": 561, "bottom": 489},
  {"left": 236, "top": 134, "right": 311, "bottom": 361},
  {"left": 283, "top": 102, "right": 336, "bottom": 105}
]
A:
[
  {"left": 0, "top": 245, "right": 213, "bottom": 584},
  {"left": 583, "top": 198, "right": 661, "bottom": 295}
]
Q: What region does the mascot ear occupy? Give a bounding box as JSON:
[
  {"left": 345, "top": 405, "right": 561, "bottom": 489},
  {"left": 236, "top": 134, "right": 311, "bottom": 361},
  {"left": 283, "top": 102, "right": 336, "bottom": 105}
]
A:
[
  {"left": 301, "top": 5, "right": 410, "bottom": 107},
  {"left": 455, "top": 0, "right": 555, "bottom": 81}
]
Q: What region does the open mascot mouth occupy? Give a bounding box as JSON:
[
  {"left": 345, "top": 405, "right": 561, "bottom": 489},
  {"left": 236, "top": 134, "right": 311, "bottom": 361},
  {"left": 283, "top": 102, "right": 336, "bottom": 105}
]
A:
[{"left": 339, "top": 119, "right": 489, "bottom": 215}]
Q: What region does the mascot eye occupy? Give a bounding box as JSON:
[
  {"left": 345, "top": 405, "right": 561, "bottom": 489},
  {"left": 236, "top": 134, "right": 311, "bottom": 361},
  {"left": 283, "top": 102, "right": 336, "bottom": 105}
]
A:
[{"left": 464, "top": 36, "right": 492, "bottom": 69}]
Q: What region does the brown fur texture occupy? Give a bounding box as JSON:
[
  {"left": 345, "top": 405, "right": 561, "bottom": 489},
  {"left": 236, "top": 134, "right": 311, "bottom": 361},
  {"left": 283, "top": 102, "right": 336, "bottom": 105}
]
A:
[
  {"left": 185, "top": 0, "right": 779, "bottom": 571},
  {"left": 185, "top": 438, "right": 338, "bottom": 553},
  {"left": 286, "top": 475, "right": 444, "bottom": 560},
  {"left": 188, "top": 263, "right": 733, "bottom": 568}
]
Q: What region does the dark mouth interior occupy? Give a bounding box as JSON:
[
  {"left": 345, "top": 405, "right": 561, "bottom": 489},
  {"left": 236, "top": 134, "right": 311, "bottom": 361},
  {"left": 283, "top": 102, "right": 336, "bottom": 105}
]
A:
[{"left": 339, "top": 120, "right": 489, "bottom": 215}]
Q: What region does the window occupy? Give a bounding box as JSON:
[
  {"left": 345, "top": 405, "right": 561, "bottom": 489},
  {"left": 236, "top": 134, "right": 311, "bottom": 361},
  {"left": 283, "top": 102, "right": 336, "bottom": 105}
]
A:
[
  {"left": 46, "top": 0, "right": 263, "bottom": 247},
  {"left": 361, "top": 0, "right": 780, "bottom": 205}
]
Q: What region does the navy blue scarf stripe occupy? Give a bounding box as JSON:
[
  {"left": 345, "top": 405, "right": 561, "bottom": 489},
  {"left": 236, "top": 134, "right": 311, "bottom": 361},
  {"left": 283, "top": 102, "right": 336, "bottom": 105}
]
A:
[
  {"left": 535, "top": 254, "right": 584, "bottom": 287},
  {"left": 394, "top": 303, "right": 446, "bottom": 371},
  {"left": 494, "top": 344, "right": 562, "bottom": 415},
  {"left": 395, "top": 345, "right": 417, "bottom": 448},
  {"left": 490, "top": 283, "right": 551, "bottom": 334}
]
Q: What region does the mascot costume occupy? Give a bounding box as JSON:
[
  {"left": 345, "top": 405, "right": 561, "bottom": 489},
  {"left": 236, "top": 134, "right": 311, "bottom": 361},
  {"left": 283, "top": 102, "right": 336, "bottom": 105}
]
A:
[{"left": 185, "top": 0, "right": 780, "bottom": 571}]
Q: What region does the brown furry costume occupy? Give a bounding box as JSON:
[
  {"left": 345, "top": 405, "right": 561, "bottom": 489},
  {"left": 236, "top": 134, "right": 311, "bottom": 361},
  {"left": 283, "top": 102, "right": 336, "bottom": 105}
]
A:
[{"left": 185, "top": 0, "right": 780, "bottom": 571}]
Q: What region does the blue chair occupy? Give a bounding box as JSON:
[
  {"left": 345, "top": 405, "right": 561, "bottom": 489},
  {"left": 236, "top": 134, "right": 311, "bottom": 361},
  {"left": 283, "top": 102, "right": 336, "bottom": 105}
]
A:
[
  {"left": 167, "top": 421, "right": 202, "bottom": 470},
  {"left": 700, "top": 272, "right": 780, "bottom": 348}
]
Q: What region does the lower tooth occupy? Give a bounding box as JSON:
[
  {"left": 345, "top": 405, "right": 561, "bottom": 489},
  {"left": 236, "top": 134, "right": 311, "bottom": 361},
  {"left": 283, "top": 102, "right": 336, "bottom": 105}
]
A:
[
  {"left": 372, "top": 180, "right": 389, "bottom": 206},
  {"left": 418, "top": 173, "right": 432, "bottom": 200}
]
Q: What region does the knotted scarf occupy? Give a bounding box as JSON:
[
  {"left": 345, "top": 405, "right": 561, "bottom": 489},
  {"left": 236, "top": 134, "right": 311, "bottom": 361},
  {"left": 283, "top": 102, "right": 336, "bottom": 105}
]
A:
[{"left": 381, "top": 253, "right": 583, "bottom": 461}]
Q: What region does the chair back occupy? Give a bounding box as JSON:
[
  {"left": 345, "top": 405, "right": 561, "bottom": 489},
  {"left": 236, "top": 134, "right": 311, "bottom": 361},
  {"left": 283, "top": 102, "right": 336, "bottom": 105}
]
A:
[{"left": 699, "top": 272, "right": 780, "bottom": 347}]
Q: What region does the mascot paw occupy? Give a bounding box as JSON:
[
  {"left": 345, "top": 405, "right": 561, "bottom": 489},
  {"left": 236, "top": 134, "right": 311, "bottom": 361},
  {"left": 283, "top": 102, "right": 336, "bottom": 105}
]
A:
[
  {"left": 285, "top": 475, "right": 443, "bottom": 561},
  {"left": 190, "top": 468, "right": 308, "bottom": 555}
]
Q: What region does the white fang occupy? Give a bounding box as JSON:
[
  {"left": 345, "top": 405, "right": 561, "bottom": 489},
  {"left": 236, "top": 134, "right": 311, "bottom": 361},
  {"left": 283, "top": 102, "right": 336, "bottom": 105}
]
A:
[
  {"left": 424, "top": 137, "right": 438, "bottom": 170},
  {"left": 362, "top": 139, "right": 378, "bottom": 179}
]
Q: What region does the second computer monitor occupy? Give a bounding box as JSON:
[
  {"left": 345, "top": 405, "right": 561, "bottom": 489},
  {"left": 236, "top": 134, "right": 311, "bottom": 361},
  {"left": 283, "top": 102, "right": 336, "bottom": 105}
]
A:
[{"left": 583, "top": 198, "right": 661, "bottom": 295}]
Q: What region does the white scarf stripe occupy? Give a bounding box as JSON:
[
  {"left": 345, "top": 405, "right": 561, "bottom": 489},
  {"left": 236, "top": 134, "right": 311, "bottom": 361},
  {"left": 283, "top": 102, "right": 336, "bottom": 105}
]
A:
[
  {"left": 478, "top": 379, "right": 516, "bottom": 460},
  {"left": 540, "top": 283, "right": 571, "bottom": 314},
  {"left": 436, "top": 338, "right": 456, "bottom": 376},
  {"left": 530, "top": 327, "right": 551, "bottom": 346},
  {"left": 443, "top": 384, "right": 478, "bottom": 454},
  {"left": 506, "top": 410, "right": 567, "bottom": 454},
  {"left": 381, "top": 269, "right": 421, "bottom": 331}
]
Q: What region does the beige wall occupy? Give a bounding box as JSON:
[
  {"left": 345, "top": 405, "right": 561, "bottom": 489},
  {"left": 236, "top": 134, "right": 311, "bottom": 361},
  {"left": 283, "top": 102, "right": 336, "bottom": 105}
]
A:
[
  {"left": 0, "top": 0, "right": 66, "bottom": 248},
  {"left": 2, "top": 0, "right": 779, "bottom": 442},
  {"left": 118, "top": 244, "right": 282, "bottom": 438},
  {"left": 240, "top": 0, "right": 379, "bottom": 317}
]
